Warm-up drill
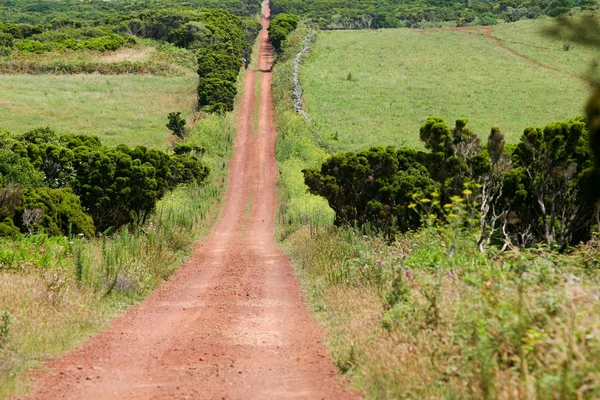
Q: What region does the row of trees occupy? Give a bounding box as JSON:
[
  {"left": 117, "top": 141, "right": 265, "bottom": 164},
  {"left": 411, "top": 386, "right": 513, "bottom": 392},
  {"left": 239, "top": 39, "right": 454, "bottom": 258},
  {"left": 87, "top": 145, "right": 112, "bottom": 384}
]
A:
[
  {"left": 268, "top": 13, "right": 298, "bottom": 51},
  {"left": 193, "top": 10, "right": 260, "bottom": 112},
  {"left": 0, "top": 6, "right": 261, "bottom": 57},
  {"left": 0, "top": 0, "right": 262, "bottom": 25},
  {"left": 0, "top": 128, "right": 209, "bottom": 237},
  {"left": 304, "top": 117, "right": 596, "bottom": 250},
  {"left": 270, "top": 0, "right": 598, "bottom": 29}
]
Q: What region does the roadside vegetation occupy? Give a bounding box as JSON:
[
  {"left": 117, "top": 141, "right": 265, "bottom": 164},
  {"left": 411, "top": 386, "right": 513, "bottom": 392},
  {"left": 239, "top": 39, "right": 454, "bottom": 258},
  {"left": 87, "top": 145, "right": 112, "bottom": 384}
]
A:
[
  {"left": 0, "top": 110, "right": 237, "bottom": 399},
  {"left": 274, "top": 13, "right": 600, "bottom": 400},
  {"left": 0, "top": 99, "right": 241, "bottom": 398}
]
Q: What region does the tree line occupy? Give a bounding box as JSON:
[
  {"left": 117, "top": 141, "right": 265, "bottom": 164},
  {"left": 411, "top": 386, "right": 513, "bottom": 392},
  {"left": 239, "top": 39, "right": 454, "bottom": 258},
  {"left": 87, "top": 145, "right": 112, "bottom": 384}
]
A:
[
  {"left": 0, "top": 128, "right": 209, "bottom": 237},
  {"left": 304, "top": 117, "right": 597, "bottom": 250},
  {"left": 270, "top": 0, "right": 598, "bottom": 29}
]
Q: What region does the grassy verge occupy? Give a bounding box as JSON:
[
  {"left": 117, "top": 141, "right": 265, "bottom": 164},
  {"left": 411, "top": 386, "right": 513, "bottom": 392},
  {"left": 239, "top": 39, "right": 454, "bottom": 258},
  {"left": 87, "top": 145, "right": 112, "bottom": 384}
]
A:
[
  {"left": 287, "top": 226, "right": 600, "bottom": 399},
  {"left": 272, "top": 25, "right": 335, "bottom": 240},
  {"left": 300, "top": 26, "right": 590, "bottom": 150},
  {"left": 0, "top": 65, "right": 247, "bottom": 400}
]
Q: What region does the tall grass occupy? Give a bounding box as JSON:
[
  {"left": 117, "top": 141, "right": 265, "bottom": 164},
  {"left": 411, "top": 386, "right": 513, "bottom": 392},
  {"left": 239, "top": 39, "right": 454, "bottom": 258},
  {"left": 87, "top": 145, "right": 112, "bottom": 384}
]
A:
[
  {"left": 272, "top": 25, "right": 336, "bottom": 239},
  {"left": 286, "top": 225, "right": 600, "bottom": 399}
]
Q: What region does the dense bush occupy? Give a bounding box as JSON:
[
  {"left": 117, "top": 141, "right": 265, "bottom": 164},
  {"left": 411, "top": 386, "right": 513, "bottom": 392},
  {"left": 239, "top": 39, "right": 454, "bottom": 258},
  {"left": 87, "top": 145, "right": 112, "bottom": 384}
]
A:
[
  {"left": 0, "top": 0, "right": 262, "bottom": 26},
  {"left": 268, "top": 13, "right": 298, "bottom": 51},
  {"left": 304, "top": 146, "right": 436, "bottom": 234},
  {"left": 0, "top": 128, "right": 210, "bottom": 236},
  {"left": 196, "top": 38, "right": 243, "bottom": 112},
  {"left": 18, "top": 187, "right": 95, "bottom": 237},
  {"left": 305, "top": 117, "right": 597, "bottom": 248},
  {"left": 9, "top": 27, "right": 127, "bottom": 54},
  {"left": 1, "top": 4, "right": 260, "bottom": 62}
]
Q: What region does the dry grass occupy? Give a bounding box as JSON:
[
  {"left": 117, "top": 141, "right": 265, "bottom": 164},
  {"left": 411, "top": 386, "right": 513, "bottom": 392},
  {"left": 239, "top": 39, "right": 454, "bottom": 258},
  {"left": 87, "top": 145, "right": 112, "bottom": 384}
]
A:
[
  {"left": 0, "top": 271, "right": 111, "bottom": 397},
  {"left": 97, "top": 47, "right": 155, "bottom": 63},
  {"left": 287, "top": 227, "right": 600, "bottom": 399}
]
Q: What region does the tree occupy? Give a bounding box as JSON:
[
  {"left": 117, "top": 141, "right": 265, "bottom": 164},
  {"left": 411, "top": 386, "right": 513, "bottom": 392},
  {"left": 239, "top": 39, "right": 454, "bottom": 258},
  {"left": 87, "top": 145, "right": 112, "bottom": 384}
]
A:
[
  {"left": 166, "top": 112, "right": 186, "bottom": 140},
  {"left": 502, "top": 118, "right": 595, "bottom": 248},
  {"left": 419, "top": 117, "right": 483, "bottom": 202},
  {"left": 304, "top": 146, "right": 438, "bottom": 236}
]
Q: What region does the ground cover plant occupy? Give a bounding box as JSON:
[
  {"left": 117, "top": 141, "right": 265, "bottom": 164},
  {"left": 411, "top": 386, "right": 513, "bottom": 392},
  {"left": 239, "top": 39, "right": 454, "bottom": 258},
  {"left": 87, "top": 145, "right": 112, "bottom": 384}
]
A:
[
  {"left": 0, "top": 74, "right": 196, "bottom": 148},
  {"left": 300, "top": 27, "right": 590, "bottom": 151}
]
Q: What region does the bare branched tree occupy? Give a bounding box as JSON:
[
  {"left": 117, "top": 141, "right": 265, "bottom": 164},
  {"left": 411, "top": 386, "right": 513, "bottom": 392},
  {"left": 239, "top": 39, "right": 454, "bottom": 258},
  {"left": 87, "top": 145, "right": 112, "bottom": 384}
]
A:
[{"left": 23, "top": 208, "right": 44, "bottom": 235}]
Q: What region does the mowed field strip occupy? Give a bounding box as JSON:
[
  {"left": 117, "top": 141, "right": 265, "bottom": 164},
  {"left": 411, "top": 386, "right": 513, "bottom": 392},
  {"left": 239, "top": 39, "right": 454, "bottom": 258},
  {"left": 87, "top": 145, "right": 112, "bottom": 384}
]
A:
[
  {"left": 301, "top": 25, "right": 592, "bottom": 151},
  {"left": 0, "top": 75, "right": 197, "bottom": 148}
]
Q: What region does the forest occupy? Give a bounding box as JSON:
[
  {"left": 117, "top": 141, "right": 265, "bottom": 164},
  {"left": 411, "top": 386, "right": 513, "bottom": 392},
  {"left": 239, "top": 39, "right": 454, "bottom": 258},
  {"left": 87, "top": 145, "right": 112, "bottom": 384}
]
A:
[{"left": 270, "top": 0, "right": 599, "bottom": 28}]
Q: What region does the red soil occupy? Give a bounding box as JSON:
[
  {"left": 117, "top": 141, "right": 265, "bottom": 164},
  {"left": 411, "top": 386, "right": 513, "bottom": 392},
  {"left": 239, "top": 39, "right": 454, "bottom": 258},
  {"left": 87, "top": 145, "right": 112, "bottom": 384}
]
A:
[{"left": 19, "top": 5, "right": 359, "bottom": 400}]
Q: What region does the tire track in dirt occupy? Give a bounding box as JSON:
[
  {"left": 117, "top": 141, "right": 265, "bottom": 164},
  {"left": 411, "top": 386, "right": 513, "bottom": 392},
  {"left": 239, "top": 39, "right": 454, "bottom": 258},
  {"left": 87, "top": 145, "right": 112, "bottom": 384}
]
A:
[
  {"left": 18, "top": 3, "right": 358, "bottom": 400},
  {"left": 422, "top": 25, "right": 592, "bottom": 86}
]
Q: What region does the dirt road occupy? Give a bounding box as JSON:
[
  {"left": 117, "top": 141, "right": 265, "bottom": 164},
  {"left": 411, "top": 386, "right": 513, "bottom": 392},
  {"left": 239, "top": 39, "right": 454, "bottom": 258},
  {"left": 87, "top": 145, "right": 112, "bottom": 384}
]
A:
[{"left": 22, "top": 6, "right": 358, "bottom": 400}]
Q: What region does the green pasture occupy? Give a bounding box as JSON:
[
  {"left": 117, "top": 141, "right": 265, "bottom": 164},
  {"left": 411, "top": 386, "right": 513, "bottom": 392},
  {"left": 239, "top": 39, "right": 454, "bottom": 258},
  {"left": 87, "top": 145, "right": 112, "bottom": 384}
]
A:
[
  {"left": 491, "top": 17, "right": 600, "bottom": 82},
  {"left": 0, "top": 74, "right": 197, "bottom": 148},
  {"left": 301, "top": 26, "right": 591, "bottom": 150}
]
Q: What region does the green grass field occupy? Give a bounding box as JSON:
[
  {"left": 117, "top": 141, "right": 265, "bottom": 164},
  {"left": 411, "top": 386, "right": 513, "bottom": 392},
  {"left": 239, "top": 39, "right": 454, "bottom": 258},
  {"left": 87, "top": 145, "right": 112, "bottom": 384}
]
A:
[
  {"left": 0, "top": 74, "right": 197, "bottom": 148},
  {"left": 492, "top": 17, "right": 600, "bottom": 82},
  {"left": 301, "top": 25, "right": 591, "bottom": 150}
]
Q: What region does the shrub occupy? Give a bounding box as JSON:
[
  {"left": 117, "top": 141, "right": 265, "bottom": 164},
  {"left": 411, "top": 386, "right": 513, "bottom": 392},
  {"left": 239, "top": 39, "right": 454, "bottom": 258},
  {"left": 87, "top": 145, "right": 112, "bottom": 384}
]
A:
[
  {"left": 268, "top": 13, "right": 298, "bottom": 51},
  {"left": 304, "top": 146, "right": 438, "bottom": 235},
  {"left": 17, "top": 187, "right": 95, "bottom": 237},
  {"left": 306, "top": 117, "right": 596, "bottom": 249},
  {"left": 0, "top": 128, "right": 210, "bottom": 235}
]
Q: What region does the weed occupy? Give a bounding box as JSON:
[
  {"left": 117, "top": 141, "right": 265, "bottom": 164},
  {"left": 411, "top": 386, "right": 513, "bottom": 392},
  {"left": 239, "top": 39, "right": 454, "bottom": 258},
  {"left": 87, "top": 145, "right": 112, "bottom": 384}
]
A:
[{"left": 0, "top": 311, "right": 11, "bottom": 349}]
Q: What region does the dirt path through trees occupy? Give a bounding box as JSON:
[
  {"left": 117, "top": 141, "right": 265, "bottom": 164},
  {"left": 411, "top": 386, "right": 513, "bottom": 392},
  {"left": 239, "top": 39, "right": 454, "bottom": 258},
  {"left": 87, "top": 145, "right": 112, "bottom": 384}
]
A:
[{"left": 20, "top": 5, "right": 357, "bottom": 400}]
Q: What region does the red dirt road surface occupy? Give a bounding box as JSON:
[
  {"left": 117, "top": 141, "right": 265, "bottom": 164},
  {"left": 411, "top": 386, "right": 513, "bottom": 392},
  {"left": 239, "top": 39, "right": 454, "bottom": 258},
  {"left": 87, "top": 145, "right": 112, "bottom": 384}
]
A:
[{"left": 20, "top": 5, "right": 359, "bottom": 400}]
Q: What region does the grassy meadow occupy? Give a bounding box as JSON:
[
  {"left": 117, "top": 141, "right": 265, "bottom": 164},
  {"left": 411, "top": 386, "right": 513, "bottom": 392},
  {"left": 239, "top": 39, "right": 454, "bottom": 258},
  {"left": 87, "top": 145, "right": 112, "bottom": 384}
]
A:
[
  {"left": 492, "top": 17, "right": 600, "bottom": 82},
  {"left": 0, "top": 74, "right": 197, "bottom": 148},
  {"left": 301, "top": 26, "right": 591, "bottom": 150}
]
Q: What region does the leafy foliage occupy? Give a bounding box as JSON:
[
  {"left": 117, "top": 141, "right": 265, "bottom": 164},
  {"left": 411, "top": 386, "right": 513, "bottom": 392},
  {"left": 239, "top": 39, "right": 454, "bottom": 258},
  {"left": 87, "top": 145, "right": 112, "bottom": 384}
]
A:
[
  {"left": 304, "top": 146, "right": 437, "bottom": 235},
  {"left": 0, "top": 128, "right": 210, "bottom": 236},
  {"left": 503, "top": 118, "right": 594, "bottom": 248},
  {"left": 167, "top": 112, "right": 187, "bottom": 139},
  {"left": 305, "top": 117, "right": 597, "bottom": 248},
  {"left": 270, "top": 0, "right": 596, "bottom": 29},
  {"left": 268, "top": 13, "right": 298, "bottom": 51}
]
